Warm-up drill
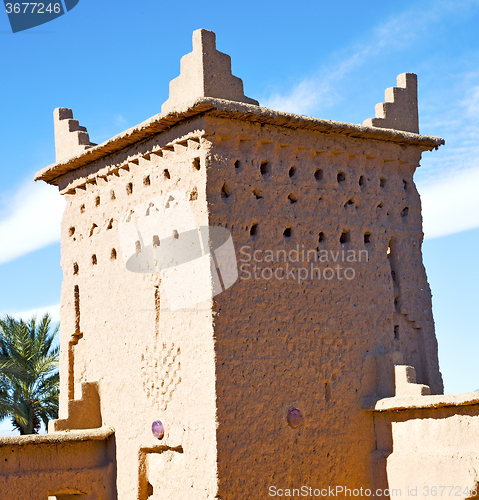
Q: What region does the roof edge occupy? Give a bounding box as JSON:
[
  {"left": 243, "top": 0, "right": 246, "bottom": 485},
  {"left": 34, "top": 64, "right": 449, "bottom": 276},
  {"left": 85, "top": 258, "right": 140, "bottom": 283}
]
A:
[
  {"left": 362, "top": 392, "right": 479, "bottom": 412},
  {"left": 35, "top": 98, "right": 445, "bottom": 186},
  {"left": 0, "top": 426, "right": 115, "bottom": 447}
]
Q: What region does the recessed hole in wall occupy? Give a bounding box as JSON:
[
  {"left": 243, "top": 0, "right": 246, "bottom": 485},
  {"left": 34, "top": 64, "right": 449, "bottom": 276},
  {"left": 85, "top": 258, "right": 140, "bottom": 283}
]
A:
[
  {"left": 95, "top": 196, "right": 100, "bottom": 207},
  {"left": 111, "top": 248, "right": 117, "bottom": 260},
  {"left": 145, "top": 202, "right": 155, "bottom": 217},
  {"left": 234, "top": 159, "right": 241, "bottom": 169},
  {"left": 344, "top": 198, "right": 354, "bottom": 207},
  {"left": 153, "top": 235, "right": 160, "bottom": 247},
  {"left": 190, "top": 187, "right": 198, "bottom": 201},
  {"left": 380, "top": 177, "right": 386, "bottom": 188},
  {"left": 143, "top": 176, "right": 151, "bottom": 186},
  {"left": 80, "top": 204, "right": 85, "bottom": 213},
  {"left": 401, "top": 207, "right": 409, "bottom": 217},
  {"left": 73, "top": 262, "right": 79, "bottom": 275},
  {"left": 110, "top": 190, "right": 116, "bottom": 201},
  {"left": 394, "top": 325, "right": 399, "bottom": 340},
  {"left": 69, "top": 227, "right": 75, "bottom": 237},
  {"left": 314, "top": 168, "right": 323, "bottom": 181},
  {"left": 318, "top": 231, "right": 325, "bottom": 243},
  {"left": 135, "top": 240, "right": 141, "bottom": 253},
  {"left": 337, "top": 171, "right": 346, "bottom": 183},
  {"left": 165, "top": 195, "right": 174, "bottom": 208},
  {"left": 74, "top": 285, "right": 80, "bottom": 334},
  {"left": 193, "top": 157, "right": 201, "bottom": 171},
  {"left": 359, "top": 175, "right": 365, "bottom": 186},
  {"left": 403, "top": 179, "right": 408, "bottom": 191},
  {"left": 324, "top": 380, "right": 331, "bottom": 401},
  {"left": 164, "top": 169, "right": 171, "bottom": 179},
  {"left": 253, "top": 188, "right": 263, "bottom": 199},
  {"left": 221, "top": 181, "right": 231, "bottom": 199},
  {"left": 288, "top": 193, "right": 298, "bottom": 204},
  {"left": 92, "top": 254, "right": 97, "bottom": 265},
  {"left": 126, "top": 182, "right": 133, "bottom": 195},
  {"left": 147, "top": 482, "right": 154, "bottom": 497},
  {"left": 260, "top": 160, "right": 270, "bottom": 176},
  {"left": 387, "top": 238, "right": 398, "bottom": 287},
  {"left": 107, "top": 219, "right": 113, "bottom": 230},
  {"left": 89, "top": 223, "right": 98, "bottom": 237},
  {"left": 364, "top": 232, "right": 371, "bottom": 244},
  {"left": 377, "top": 202, "right": 384, "bottom": 209},
  {"left": 283, "top": 227, "right": 292, "bottom": 238},
  {"left": 340, "top": 230, "right": 350, "bottom": 244},
  {"left": 250, "top": 223, "right": 258, "bottom": 237},
  {"left": 289, "top": 166, "right": 296, "bottom": 177},
  {"left": 173, "top": 229, "right": 179, "bottom": 239}
]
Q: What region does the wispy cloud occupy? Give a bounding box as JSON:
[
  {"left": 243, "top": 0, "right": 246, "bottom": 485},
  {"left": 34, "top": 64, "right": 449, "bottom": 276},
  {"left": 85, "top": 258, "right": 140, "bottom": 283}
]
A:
[
  {"left": 0, "top": 429, "right": 18, "bottom": 436},
  {"left": 0, "top": 178, "right": 64, "bottom": 265},
  {"left": 114, "top": 114, "right": 127, "bottom": 127},
  {"left": 0, "top": 303, "right": 60, "bottom": 323},
  {"left": 261, "top": 0, "right": 479, "bottom": 116},
  {"left": 418, "top": 166, "right": 479, "bottom": 239},
  {"left": 416, "top": 78, "right": 479, "bottom": 239}
]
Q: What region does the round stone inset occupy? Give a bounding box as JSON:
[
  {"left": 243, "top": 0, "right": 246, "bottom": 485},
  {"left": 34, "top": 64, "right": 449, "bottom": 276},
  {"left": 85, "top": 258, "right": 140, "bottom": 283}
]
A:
[
  {"left": 152, "top": 420, "right": 164, "bottom": 439},
  {"left": 287, "top": 408, "right": 303, "bottom": 428}
]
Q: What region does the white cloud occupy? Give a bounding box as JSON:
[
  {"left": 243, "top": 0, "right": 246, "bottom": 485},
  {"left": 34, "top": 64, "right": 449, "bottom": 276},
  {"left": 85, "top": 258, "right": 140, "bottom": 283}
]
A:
[
  {"left": 0, "top": 179, "right": 65, "bottom": 265},
  {"left": 263, "top": 78, "right": 335, "bottom": 117},
  {"left": 114, "top": 114, "right": 127, "bottom": 126},
  {"left": 261, "top": 47, "right": 368, "bottom": 116},
  {"left": 0, "top": 428, "right": 18, "bottom": 436},
  {"left": 0, "top": 303, "right": 60, "bottom": 323},
  {"left": 418, "top": 166, "right": 479, "bottom": 239},
  {"left": 462, "top": 85, "right": 479, "bottom": 118},
  {"left": 261, "top": 1, "right": 479, "bottom": 116}
]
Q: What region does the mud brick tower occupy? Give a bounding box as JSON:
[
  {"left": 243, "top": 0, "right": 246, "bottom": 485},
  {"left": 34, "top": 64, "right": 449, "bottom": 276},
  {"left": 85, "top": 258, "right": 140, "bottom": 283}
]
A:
[{"left": 11, "top": 29, "right": 479, "bottom": 500}]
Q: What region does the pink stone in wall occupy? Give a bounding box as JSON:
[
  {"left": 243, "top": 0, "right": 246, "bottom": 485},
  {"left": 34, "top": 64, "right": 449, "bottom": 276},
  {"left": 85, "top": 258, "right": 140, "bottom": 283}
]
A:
[
  {"left": 287, "top": 408, "right": 303, "bottom": 428},
  {"left": 152, "top": 420, "right": 165, "bottom": 439}
]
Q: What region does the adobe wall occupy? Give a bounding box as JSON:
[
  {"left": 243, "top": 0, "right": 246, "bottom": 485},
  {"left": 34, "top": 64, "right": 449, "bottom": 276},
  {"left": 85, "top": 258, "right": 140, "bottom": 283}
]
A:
[
  {"left": 203, "top": 115, "right": 441, "bottom": 497},
  {"left": 372, "top": 395, "right": 479, "bottom": 499},
  {"left": 57, "top": 116, "right": 218, "bottom": 499},
  {"left": 0, "top": 428, "right": 116, "bottom": 499}
]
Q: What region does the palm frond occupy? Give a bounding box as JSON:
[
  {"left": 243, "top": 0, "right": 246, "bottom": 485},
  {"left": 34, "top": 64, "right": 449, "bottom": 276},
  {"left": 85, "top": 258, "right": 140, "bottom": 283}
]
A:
[{"left": 0, "top": 313, "right": 59, "bottom": 434}]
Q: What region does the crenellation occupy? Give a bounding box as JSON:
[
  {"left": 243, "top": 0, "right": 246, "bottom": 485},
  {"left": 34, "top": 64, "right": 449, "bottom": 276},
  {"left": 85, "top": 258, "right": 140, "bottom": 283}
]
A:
[
  {"left": 364, "top": 73, "right": 419, "bottom": 134},
  {"left": 53, "top": 107, "right": 96, "bottom": 163}
]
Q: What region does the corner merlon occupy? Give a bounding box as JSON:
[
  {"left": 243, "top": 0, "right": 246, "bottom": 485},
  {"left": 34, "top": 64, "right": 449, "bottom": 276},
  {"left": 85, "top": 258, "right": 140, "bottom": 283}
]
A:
[
  {"left": 161, "top": 29, "right": 259, "bottom": 113},
  {"left": 54, "top": 107, "right": 96, "bottom": 163},
  {"left": 363, "top": 73, "right": 419, "bottom": 133},
  {"left": 395, "top": 365, "right": 431, "bottom": 396}
]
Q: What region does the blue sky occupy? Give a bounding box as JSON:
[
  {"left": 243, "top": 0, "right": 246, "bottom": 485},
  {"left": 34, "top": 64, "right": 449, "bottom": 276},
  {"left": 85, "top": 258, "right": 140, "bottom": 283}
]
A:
[{"left": 1, "top": 0, "right": 478, "bottom": 432}]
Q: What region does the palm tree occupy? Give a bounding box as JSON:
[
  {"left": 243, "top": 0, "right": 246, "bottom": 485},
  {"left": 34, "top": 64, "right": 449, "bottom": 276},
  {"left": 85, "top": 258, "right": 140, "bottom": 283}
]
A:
[{"left": 0, "top": 314, "right": 59, "bottom": 435}]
